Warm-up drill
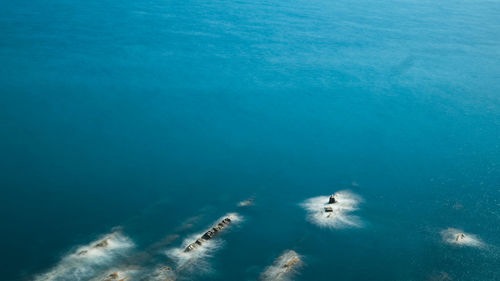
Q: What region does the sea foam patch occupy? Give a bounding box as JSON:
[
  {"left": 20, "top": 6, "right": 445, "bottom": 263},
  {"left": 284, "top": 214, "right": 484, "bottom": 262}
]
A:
[
  {"left": 237, "top": 196, "right": 255, "bottom": 207},
  {"left": 89, "top": 267, "right": 141, "bottom": 281},
  {"left": 301, "top": 190, "right": 363, "bottom": 229},
  {"left": 441, "top": 228, "right": 484, "bottom": 248},
  {"left": 79, "top": 215, "right": 202, "bottom": 281},
  {"left": 260, "top": 250, "right": 303, "bottom": 281},
  {"left": 165, "top": 213, "right": 242, "bottom": 274},
  {"left": 34, "top": 231, "right": 134, "bottom": 281},
  {"left": 165, "top": 232, "right": 223, "bottom": 274},
  {"left": 147, "top": 265, "right": 177, "bottom": 281}
]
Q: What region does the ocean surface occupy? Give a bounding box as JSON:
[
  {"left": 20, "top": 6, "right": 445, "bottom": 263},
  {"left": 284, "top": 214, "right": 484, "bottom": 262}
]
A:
[{"left": 1, "top": 0, "right": 499, "bottom": 280}]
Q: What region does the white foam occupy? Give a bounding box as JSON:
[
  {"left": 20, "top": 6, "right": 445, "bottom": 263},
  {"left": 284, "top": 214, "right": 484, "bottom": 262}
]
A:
[
  {"left": 34, "top": 231, "right": 135, "bottom": 281},
  {"left": 260, "top": 250, "right": 303, "bottom": 281},
  {"left": 89, "top": 267, "right": 141, "bottom": 281},
  {"left": 237, "top": 198, "right": 254, "bottom": 207},
  {"left": 441, "top": 228, "right": 484, "bottom": 248},
  {"left": 300, "top": 190, "right": 363, "bottom": 229},
  {"left": 165, "top": 213, "right": 242, "bottom": 274},
  {"left": 147, "top": 265, "right": 177, "bottom": 281}
]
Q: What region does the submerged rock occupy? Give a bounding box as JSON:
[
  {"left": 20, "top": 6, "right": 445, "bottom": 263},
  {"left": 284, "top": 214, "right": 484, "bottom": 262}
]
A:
[
  {"left": 77, "top": 250, "right": 88, "bottom": 256},
  {"left": 452, "top": 202, "right": 464, "bottom": 210},
  {"left": 184, "top": 217, "right": 232, "bottom": 252},
  {"left": 149, "top": 265, "right": 177, "bottom": 281},
  {"left": 324, "top": 206, "right": 333, "bottom": 212},
  {"left": 76, "top": 237, "right": 110, "bottom": 257},
  {"left": 428, "top": 271, "right": 452, "bottom": 281},
  {"left": 94, "top": 239, "right": 109, "bottom": 248},
  {"left": 98, "top": 269, "right": 137, "bottom": 281},
  {"left": 238, "top": 197, "right": 255, "bottom": 207},
  {"left": 283, "top": 256, "right": 300, "bottom": 269},
  {"left": 103, "top": 272, "right": 120, "bottom": 281},
  {"left": 260, "top": 250, "right": 303, "bottom": 281}
]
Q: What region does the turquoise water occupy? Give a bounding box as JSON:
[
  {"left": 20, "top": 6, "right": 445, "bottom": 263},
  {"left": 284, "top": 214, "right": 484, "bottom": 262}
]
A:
[{"left": 1, "top": 0, "right": 499, "bottom": 280}]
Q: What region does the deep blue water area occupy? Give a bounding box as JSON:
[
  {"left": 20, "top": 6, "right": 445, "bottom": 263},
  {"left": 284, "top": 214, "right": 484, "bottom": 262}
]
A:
[{"left": 1, "top": 0, "right": 499, "bottom": 280}]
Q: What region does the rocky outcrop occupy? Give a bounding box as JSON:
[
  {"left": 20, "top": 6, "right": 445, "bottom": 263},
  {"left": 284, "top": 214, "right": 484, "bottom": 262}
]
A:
[
  {"left": 328, "top": 195, "right": 336, "bottom": 204},
  {"left": 441, "top": 228, "right": 483, "bottom": 247},
  {"left": 260, "top": 250, "right": 302, "bottom": 281},
  {"left": 103, "top": 272, "right": 130, "bottom": 281},
  {"left": 184, "top": 217, "right": 232, "bottom": 252},
  {"left": 149, "top": 265, "right": 176, "bottom": 281},
  {"left": 277, "top": 251, "right": 301, "bottom": 275},
  {"left": 324, "top": 206, "right": 333, "bottom": 212},
  {"left": 94, "top": 239, "right": 109, "bottom": 248},
  {"left": 77, "top": 238, "right": 110, "bottom": 256},
  {"left": 77, "top": 250, "right": 88, "bottom": 256},
  {"left": 282, "top": 256, "right": 300, "bottom": 269}
]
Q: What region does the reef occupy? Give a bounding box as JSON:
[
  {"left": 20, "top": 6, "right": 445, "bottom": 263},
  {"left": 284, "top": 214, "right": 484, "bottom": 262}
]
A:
[
  {"left": 95, "top": 239, "right": 110, "bottom": 248},
  {"left": 441, "top": 228, "right": 484, "bottom": 247},
  {"left": 184, "top": 217, "right": 232, "bottom": 252},
  {"left": 301, "top": 190, "right": 363, "bottom": 229},
  {"left": 456, "top": 233, "right": 466, "bottom": 242},
  {"left": 102, "top": 272, "right": 127, "bottom": 281},
  {"left": 92, "top": 268, "right": 140, "bottom": 281},
  {"left": 77, "top": 238, "right": 112, "bottom": 256},
  {"left": 148, "top": 265, "right": 177, "bottom": 281},
  {"left": 260, "top": 250, "right": 303, "bottom": 281}
]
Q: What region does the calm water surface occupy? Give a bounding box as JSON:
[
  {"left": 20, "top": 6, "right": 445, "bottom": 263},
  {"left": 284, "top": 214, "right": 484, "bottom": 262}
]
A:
[{"left": 1, "top": 0, "right": 499, "bottom": 280}]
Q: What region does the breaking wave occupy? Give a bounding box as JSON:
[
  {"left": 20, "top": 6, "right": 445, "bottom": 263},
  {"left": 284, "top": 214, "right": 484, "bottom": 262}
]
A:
[
  {"left": 441, "top": 228, "right": 484, "bottom": 248},
  {"left": 260, "top": 250, "right": 303, "bottom": 281},
  {"left": 300, "top": 190, "right": 363, "bottom": 229},
  {"left": 33, "top": 231, "right": 134, "bottom": 281}
]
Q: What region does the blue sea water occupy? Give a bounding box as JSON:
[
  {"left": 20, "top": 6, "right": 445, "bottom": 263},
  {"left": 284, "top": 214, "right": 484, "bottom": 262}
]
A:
[{"left": 1, "top": 0, "right": 500, "bottom": 280}]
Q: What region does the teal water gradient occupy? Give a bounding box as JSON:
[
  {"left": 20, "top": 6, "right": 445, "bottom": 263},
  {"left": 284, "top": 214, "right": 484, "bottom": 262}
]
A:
[{"left": 1, "top": 0, "right": 499, "bottom": 280}]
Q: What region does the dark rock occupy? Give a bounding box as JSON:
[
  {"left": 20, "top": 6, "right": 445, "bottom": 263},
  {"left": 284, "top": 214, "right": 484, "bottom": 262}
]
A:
[
  {"left": 324, "top": 206, "right": 333, "bottom": 212},
  {"left": 77, "top": 250, "right": 88, "bottom": 256},
  {"left": 184, "top": 217, "right": 232, "bottom": 252},
  {"left": 94, "top": 239, "right": 109, "bottom": 248},
  {"left": 202, "top": 230, "right": 214, "bottom": 240},
  {"left": 184, "top": 243, "right": 198, "bottom": 252},
  {"left": 283, "top": 257, "right": 300, "bottom": 268},
  {"left": 103, "top": 272, "right": 119, "bottom": 281},
  {"left": 328, "top": 195, "right": 337, "bottom": 204}
]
